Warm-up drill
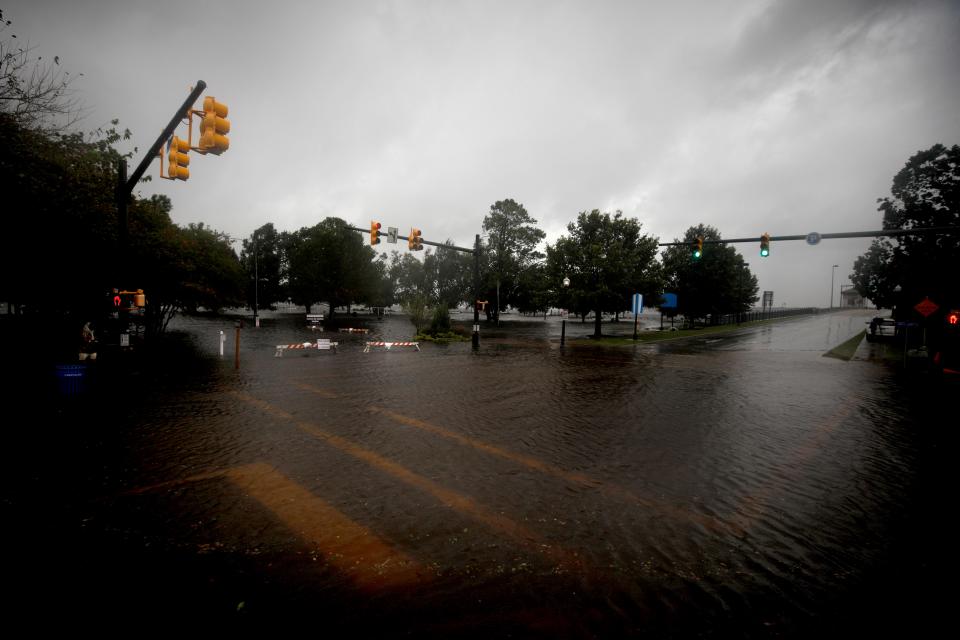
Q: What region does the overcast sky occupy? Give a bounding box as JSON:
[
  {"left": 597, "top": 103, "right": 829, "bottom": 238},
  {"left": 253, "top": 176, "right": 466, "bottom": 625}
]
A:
[{"left": 6, "top": 0, "right": 959, "bottom": 307}]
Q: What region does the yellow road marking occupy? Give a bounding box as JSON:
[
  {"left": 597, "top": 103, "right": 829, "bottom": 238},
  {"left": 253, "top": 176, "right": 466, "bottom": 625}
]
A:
[
  {"left": 225, "top": 462, "right": 425, "bottom": 590},
  {"left": 295, "top": 382, "right": 338, "bottom": 398},
  {"left": 123, "top": 462, "right": 425, "bottom": 590},
  {"left": 370, "top": 407, "right": 597, "bottom": 487},
  {"left": 122, "top": 469, "right": 231, "bottom": 495},
  {"left": 229, "top": 390, "right": 586, "bottom": 572},
  {"left": 371, "top": 407, "right": 743, "bottom": 537}
]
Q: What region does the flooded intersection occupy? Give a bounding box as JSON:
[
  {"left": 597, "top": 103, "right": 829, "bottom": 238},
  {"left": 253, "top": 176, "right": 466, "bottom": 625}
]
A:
[{"left": 4, "top": 310, "right": 952, "bottom": 636}]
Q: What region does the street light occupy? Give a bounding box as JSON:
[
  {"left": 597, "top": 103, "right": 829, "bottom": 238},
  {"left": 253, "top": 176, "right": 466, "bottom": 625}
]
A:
[
  {"left": 738, "top": 262, "right": 750, "bottom": 324},
  {"left": 561, "top": 276, "right": 570, "bottom": 346},
  {"left": 830, "top": 264, "right": 839, "bottom": 310}
]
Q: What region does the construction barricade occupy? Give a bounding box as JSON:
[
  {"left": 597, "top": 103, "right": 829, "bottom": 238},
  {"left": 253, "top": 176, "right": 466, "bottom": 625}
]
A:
[
  {"left": 363, "top": 341, "right": 420, "bottom": 353},
  {"left": 275, "top": 339, "right": 338, "bottom": 357}
]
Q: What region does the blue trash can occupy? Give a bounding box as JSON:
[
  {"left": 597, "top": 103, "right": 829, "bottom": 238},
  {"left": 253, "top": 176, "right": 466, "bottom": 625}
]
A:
[{"left": 55, "top": 364, "right": 87, "bottom": 397}]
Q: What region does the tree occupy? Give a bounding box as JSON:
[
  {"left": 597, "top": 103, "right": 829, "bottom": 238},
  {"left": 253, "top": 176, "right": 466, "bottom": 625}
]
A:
[
  {"left": 283, "top": 217, "right": 380, "bottom": 315},
  {"left": 660, "top": 224, "right": 758, "bottom": 325},
  {"left": 482, "top": 199, "right": 546, "bottom": 322},
  {"left": 0, "top": 14, "right": 244, "bottom": 347},
  {"left": 367, "top": 253, "right": 394, "bottom": 311},
  {"left": 0, "top": 113, "right": 132, "bottom": 316},
  {"left": 512, "top": 262, "right": 552, "bottom": 317},
  {"left": 850, "top": 240, "right": 896, "bottom": 310},
  {"left": 128, "top": 199, "right": 244, "bottom": 334},
  {"left": 0, "top": 11, "right": 83, "bottom": 132},
  {"left": 423, "top": 242, "right": 473, "bottom": 309},
  {"left": 546, "top": 210, "right": 662, "bottom": 337},
  {"left": 387, "top": 251, "right": 428, "bottom": 305},
  {"left": 852, "top": 143, "right": 959, "bottom": 317},
  {"left": 241, "top": 223, "right": 284, "bottom": 310}
]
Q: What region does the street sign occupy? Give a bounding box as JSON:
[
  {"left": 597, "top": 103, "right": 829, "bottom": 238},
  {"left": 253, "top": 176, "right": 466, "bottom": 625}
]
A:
[
  {"left": 387, "top": 227, "right": 398, "bottom": 243},
  {"left": 806, "top": 232, "right": 821, "bottom": 245},
  {"left": 661, "top": 292, "right": 678, "bottom": 309},
  {"left": 631, "top": 293, "right": 643, "bottom": 341},
  {"left": 914, "top": 297, "right": 939, "bottom": 317},
  {"left": 761, "top": 290, "right": 774, "bottom": 312}
]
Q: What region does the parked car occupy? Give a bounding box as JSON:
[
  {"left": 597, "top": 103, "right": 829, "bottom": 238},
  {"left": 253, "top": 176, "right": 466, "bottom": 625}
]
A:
[{"left": 865, "top": 316, "right": 897, "bottom": 342}]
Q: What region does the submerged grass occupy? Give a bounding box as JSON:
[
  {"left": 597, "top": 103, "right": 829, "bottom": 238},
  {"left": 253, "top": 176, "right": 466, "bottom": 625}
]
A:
[
  {"left": 583, "top": 317, "right": 794, "bottom": 346},
  {"left": 823, "top": 330, "right": 866, "bottom": 361}
]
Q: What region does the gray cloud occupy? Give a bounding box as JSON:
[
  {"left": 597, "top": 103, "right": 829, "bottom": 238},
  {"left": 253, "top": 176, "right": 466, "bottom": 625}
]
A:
[{"left": 4, "top": 0, "right": 958, "bottom": 306}]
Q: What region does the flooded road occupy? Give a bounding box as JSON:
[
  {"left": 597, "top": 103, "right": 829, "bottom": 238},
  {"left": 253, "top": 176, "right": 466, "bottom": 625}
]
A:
[{"left": 5, "top": 309, "right": 953, "bottom": 636}]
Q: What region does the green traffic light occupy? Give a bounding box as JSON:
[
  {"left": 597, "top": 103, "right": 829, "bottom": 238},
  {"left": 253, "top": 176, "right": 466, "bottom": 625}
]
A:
[{"left": 760, "top": 248, "right": 769, "bottom": 257}]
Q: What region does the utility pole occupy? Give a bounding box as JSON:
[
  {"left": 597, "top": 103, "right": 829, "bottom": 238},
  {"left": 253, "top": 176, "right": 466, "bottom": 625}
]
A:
[
  {"left": 473, "top": 234, "right": 480, "bottom": 350},
  {"left": 830, "top": 264, "right": 838, "bottom": 310}
]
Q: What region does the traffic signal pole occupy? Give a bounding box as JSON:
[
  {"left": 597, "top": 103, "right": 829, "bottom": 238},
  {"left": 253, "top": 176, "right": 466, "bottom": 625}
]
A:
[
  {"left": 658, "top": 226, "right": 960, "bottom": 247},
  {"left": 347, "top": 225, "right": 482, "bottom": 348},
  {"left": 116, "top": 81, "right": 208, "bottom": 261},
  {"left": 473, "top": 234, "right": 480, "bottom": 350}
]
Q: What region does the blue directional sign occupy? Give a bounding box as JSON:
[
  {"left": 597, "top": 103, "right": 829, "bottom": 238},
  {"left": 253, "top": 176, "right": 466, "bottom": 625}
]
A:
[
  {"left": 661, "top": 292, "right": 678, "bottom": 309},
  {"left": 632, "top": 293, "right": 643, "bottom": 315}
]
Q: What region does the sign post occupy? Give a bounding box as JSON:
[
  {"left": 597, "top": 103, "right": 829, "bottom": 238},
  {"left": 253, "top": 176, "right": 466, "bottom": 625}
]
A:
[
  {"left": 632, "top": 293, "right": 643, "bottom": 340},
  {"left": 660, "top": 292, "right": 678, "bottom": 330}
]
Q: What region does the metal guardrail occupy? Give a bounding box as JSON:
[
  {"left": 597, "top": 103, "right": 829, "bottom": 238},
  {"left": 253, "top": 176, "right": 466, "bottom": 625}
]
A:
[{"left": 714, "top": 307, "right": 822, "bottom": 326}]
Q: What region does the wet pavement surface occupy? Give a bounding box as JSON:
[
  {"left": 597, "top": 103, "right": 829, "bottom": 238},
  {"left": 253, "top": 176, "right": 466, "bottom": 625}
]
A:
[{"left": 3, "top": 309, "right": 954, "bottom": 636}]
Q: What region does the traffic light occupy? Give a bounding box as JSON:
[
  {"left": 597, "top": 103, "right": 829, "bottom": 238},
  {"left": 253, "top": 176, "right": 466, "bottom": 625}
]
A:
[
  {"left": 167, "top": 135, "right": 190, "bottom": 181},
  {"left": 408, "top": 228, "right": 423, "bottom": 251},
  {"left": 692, "top": 236, "right": 703, "bottom": 259},
  {"left": 370, "top": 220, "right": 382, "bottom": 245},
  {"left": 760, "top": 233, "right": 770, "bottom": 257},
  {"left": 947, "top": 310, "right": 959, "bottom": 327},
  {"left": 198, "top": 96, "right": 230, "bottom": 155}
]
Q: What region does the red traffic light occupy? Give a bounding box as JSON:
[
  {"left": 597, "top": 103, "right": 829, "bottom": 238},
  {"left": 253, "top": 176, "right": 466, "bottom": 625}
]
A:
[{"left": 948, "top": 310, "right": 959, "bottom": 326}]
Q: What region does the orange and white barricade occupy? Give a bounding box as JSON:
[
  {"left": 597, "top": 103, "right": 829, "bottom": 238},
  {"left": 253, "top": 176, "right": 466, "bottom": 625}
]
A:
[
  {"left": 363, "top": 341, "right": 420, "bottom": 353},
  {"left": 275, "top": 339, "right": 338, "bottom": 357}
]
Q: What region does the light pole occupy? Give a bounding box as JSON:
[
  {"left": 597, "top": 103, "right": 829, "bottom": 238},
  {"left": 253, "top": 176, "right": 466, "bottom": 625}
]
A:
[
  {"left": 254, "top": 237, "right": 259, "bottom": 328},
  {"left": 830, "top": 264, "right": 839, "bottom": 310},
  {"left": 561, "top": 276, "right": 570, "bottom": 346},
  {"left": 738, "top": 262, "right": 750, "bottom": 324}
]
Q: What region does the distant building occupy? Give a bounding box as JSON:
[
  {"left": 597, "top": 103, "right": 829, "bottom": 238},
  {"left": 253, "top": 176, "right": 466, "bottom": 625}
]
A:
[{"left": 841, "top": 287, "right": 866, "bottom": 308}]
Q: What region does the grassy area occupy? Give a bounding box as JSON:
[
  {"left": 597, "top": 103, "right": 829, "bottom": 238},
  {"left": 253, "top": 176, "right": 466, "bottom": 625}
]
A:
[
  {"left": 581, "top": 317, "right": 795, "bottom": 345},
  {"left": 823, "top": 330, "right": 866, "bottom": 361},
  {"left": 414, "top": 331, "right": 471, "bottom": 344}
]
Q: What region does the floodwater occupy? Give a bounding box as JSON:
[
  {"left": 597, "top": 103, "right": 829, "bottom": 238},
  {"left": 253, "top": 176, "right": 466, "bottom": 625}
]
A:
[{"left": 4, "top": 309, "right": 953, "bottom": 636}]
